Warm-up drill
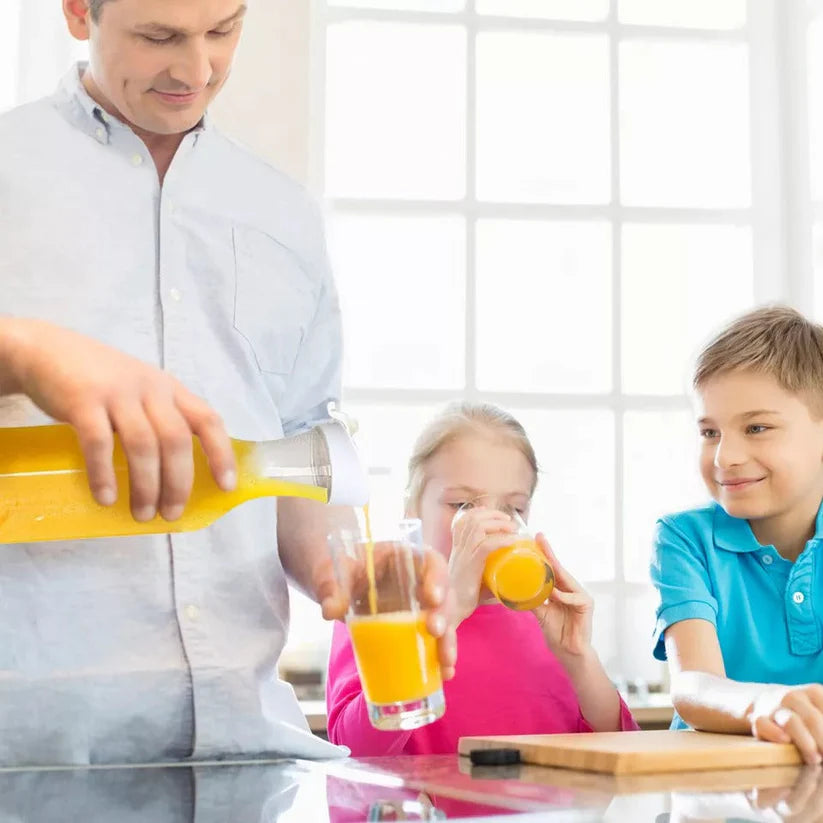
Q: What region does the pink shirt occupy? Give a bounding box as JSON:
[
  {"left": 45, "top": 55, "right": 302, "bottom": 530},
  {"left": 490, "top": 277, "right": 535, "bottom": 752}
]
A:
[{"left": 326, "top": 603, "right": 639, "bottom": 755}]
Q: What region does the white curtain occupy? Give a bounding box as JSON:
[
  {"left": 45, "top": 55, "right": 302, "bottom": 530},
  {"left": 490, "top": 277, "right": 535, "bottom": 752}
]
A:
[{"left": 2, "top": 1, "right": 88, "bottom": 112}]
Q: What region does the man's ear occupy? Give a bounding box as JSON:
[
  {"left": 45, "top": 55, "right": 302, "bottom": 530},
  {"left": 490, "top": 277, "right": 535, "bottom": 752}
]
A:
[{"left": 63, "top": 0, "right": 93, "bottom": 42}]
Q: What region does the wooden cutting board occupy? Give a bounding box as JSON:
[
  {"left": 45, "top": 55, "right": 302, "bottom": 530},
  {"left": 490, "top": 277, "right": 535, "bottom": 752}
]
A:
[{"left": 457, "top": 730, "right": 802, "bottom": 775}]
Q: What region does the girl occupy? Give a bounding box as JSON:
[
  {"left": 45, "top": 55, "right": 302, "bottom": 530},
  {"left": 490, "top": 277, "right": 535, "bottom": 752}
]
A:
[{"left": 326, "top": 402, "right": 637, "bottom": 755}]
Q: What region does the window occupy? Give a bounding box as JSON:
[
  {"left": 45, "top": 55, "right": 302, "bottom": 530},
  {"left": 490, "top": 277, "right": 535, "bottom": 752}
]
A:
[{"left": 304, "top": 0, "right": 796, "bottom": 688}]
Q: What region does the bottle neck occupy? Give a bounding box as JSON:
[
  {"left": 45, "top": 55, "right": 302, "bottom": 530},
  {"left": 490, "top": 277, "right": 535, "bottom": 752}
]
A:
[{"left": 251, "top": 437, "right": 332, "bottom": 491}]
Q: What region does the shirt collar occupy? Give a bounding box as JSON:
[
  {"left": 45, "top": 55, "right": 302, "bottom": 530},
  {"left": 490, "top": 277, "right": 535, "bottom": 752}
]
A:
[
  {"left": 713, "top": 499, "right": 823, "bottom": 553},
  {"left": 53, "top": 62, "right": 210, "bottom": 141}
]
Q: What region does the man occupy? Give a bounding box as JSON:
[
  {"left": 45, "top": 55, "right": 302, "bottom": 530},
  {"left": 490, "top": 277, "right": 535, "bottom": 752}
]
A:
[{"left": 0, "top": 0, "right": 456, "bottom": 765}]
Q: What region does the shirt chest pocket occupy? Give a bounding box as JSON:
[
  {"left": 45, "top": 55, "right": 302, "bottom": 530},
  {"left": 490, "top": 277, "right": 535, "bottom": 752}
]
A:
[{"left": 232, "top": 225, "right": 318, "bottom": 376}]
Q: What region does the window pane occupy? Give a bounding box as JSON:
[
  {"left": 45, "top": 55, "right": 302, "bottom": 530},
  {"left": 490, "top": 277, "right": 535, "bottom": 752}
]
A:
[
  {"left": 329, "top": 215, "right": 465, "bottom": 389},
  {"left": 620, "top": 587, "right": 668, "bottom": 685},
  {"left": 476, "top": 32, "right": 610, "bottom": 203},
  {"left": 623, "top": 410, "right": 706, "bottom": 583},
  {"left": 809, "top": 18, "right": 823, "bottom": 201},
  {"left": 342, "top": 402, "right": 442, "bottom": 533},
  {"left": 513, "top": 409, "right": 615, "bottom": 582},
  {"left": 620, "top": 41, "right": 751, "bottom": 207},
  {"left": 621, "top": 224, "right": 753, "bottom": 395},
  {"left": 590, "top": 592, "right": 619, "bottom": 680},
  {"left": 477, "top": 0, "right": 608, "bottom": 21},
  {"left": 325, "top": 22, "right": 466, "bottom": 198},
  {"left": 814, "top": 220, "right": 823, "bottom": 321},
  {"left": 0, "top": 2, "right": 20, "bottom": 112},
  {"left": 328, "top": 0, "right": 464, "bottom": 9},
  {"left": 476, "top": 220, "right": 612, "bottom": 393},
  {"left": 619, "top": 0, "right": 746, "bottom": 29}
]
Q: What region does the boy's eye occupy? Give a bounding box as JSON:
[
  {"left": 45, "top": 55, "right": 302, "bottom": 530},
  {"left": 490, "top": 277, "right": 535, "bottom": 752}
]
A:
[
  {"left": 143, "top": 34, "right": 175, "bottom": 44},
  {"left": 699, "top": 428, "right": 719, "bottom": 439},
  {"left": 746, "top": 424, "right": 769, "bottom": 434},
  {"left": 447, "top": 501, "right": 471, "bottom": 510}
]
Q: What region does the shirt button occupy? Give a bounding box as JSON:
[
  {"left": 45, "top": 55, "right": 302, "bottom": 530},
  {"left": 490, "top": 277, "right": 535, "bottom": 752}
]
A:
[
  {"left": 185, "top": 604, "right": 200, "bottom": 621},
  {"left": 95, "top": 127, "right": 105, "bottom": 141},
  {"left": 131, "top": 154, "right": 144, "bottom": 167},
  {"left": 762, "top": 554, "right": 774, "bottom": 566},
  {"left": 169, "top": 287, "right": 182, "bottom": 302},
  {"left": 793, "top": 591, "right": 805, "bottom": 605}
]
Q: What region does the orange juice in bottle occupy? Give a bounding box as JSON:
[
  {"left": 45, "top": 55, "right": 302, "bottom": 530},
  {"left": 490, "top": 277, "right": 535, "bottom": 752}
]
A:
[{"left": 0, "top": 421, "right": 368, "bottom": 544}]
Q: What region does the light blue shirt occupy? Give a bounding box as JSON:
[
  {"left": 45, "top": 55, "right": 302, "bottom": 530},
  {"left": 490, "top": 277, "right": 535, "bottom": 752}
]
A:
[
  {"left": 651, "top": 501, "right": 823, "bottom": 729},
  {"left": 0, "top": 65, "right": 345, "bottom": 765}
]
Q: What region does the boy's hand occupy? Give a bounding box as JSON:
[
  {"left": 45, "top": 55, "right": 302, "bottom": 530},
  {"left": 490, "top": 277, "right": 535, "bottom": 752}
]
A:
[
  {"left": 749, "top": 684, "right": 823, "bottom": 765},
  {"left": 532, "top": 534, "right": 594, "bottom": 658},
  {"left": 449, "top": 506, "right": 518, "bottom": 625}
]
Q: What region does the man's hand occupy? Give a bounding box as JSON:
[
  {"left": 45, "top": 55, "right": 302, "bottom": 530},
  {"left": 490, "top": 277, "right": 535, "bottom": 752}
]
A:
[
  {"left": 0, "top": 317, "right": 236, "bottom": 521},
  {"left": 315, "top": 540, "right": 458, "bottom": 680}
]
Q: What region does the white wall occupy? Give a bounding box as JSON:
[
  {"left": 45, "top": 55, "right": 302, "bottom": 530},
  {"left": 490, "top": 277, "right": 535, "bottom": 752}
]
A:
[{"left": 210, "top": 1, "right": 313, "bottom": 184}]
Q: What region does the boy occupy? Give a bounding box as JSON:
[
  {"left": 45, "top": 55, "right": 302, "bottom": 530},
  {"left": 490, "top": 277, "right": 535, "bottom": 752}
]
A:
[{"left": 652, "top": 306, "right": 823, "bottom": 765}]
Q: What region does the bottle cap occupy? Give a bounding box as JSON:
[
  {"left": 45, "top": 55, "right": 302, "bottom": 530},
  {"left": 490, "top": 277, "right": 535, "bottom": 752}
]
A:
[{"left": 319, "top": 421, "right": 370, "bottom": 506}]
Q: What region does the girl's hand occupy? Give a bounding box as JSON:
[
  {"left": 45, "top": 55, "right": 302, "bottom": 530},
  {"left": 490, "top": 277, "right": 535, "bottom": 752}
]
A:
[
  {"left": 449, "top": 506, "right": 517, "bottom": 625},
  {"left": 532, "top": 533, "right": 594, "bottom": 658}
]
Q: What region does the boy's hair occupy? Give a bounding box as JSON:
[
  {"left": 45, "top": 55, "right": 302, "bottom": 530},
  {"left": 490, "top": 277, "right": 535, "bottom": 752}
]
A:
[
  {"left": 694, "top": 305, "right": 823, "bottom": 413},
  {"left": 405, "top": 402, "right": 539, "bottom": 509}
]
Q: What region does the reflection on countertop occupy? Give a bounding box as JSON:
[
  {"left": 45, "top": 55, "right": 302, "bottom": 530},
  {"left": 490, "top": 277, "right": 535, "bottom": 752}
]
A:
[{"left": 0, "top": 750, "right": 820, "bottom": 822}]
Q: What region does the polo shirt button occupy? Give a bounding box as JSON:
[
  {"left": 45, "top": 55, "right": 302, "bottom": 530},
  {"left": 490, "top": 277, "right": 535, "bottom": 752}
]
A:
[
  {"left": 762, "top": 554, "right": 773, "bottom": 565},
  {"left": 131, "top": 154, "right": 144, "bottom": 167},
  {"left": 793, "top": 591, "right": 805, "bottom": 605}
]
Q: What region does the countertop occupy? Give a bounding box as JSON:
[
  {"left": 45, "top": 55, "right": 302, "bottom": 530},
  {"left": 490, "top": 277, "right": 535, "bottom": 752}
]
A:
[{"left": 1, "top": 750, "right": 817, "bottom": 822}]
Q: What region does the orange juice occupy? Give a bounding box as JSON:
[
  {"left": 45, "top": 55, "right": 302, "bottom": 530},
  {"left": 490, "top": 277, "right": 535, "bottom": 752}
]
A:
[
  {"left": 483, "top": 538, "right": 554, "bottom": 611},
  {"left": 348, "top": 611, "right": 442, "bottom": 705},
  {"left": 363, "top": 503, "right": 377, "bottom": 615},
  {"left": 0, "top": 424, "right": 328, "bottom": 544}
]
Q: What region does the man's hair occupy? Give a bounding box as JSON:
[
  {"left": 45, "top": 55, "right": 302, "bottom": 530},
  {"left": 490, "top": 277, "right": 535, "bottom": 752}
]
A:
[
  {"left": 694, "top": 305, "right": 823, "bottom": 413},
  {"left": 89, "top": 0, "right": 115, "bottom": 22}
]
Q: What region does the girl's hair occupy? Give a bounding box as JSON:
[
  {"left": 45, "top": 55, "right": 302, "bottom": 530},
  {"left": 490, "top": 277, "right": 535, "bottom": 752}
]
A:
[{"left": 405, "top": 401, "right": 539, "bottom": 508}]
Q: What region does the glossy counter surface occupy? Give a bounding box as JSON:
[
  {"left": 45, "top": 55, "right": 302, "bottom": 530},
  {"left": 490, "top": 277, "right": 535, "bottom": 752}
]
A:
[{"left": 2, "top": 752, "right": 820, "bottom": 822}]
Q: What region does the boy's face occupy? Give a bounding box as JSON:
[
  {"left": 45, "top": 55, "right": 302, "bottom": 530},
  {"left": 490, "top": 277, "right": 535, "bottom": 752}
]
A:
[
  {"left": 695, "top": 369, "right": 823, "bottom": 523},
  {"left": 64, "top": 0, "right": 246, "bottom": 137}
]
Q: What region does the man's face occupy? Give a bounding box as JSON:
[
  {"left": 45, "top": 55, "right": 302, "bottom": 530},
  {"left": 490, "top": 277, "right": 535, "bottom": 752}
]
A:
[{"left": 65, "top": 0, "right": 246, "bottom": 135}]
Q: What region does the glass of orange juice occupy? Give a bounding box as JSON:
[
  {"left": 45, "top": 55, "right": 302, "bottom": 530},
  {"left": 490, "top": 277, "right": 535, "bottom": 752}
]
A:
[
  {"left": 328, "top": 515, "right": 445, "bottom": 731},
  {"left": 453, "top": 497, "right": 554, "bottom": 611}
]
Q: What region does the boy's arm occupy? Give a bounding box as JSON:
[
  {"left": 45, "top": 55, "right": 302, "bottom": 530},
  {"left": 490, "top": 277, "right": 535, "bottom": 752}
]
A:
[{"left": 667, "top": 619, "right": 823, "bottom": 765}]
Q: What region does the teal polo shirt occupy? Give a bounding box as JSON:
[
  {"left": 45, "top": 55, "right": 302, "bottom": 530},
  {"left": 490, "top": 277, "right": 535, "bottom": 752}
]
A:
[{"left": 650, "top": 502, "right": 823, "bottom": 730}]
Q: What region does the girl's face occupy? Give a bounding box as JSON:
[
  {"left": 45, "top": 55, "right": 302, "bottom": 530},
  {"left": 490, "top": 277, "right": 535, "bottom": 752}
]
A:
[{"left": 407, "top": 431, "right": 535, "bottom": 560}]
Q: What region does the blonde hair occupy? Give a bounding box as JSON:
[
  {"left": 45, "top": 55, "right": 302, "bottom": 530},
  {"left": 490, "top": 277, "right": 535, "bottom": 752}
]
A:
[
  {"left": 694, "top": 305, "right": 823, "bottom": 414},
  {"left": 405, "top": 402, "right": 539, "bottom": 509}
]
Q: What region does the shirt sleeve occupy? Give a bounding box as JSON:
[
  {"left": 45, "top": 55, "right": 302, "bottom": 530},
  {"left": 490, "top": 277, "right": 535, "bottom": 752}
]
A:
[
  {"left": 279, "top": 205, "right": 343, "bottom": 436},
  {"left": 326, "top": 621, "right": 413, "bottom": 756},
  {"left": 650, "top": 516, "right": 718, "bottom": 661}
]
